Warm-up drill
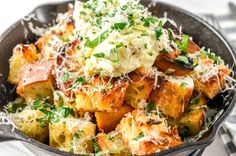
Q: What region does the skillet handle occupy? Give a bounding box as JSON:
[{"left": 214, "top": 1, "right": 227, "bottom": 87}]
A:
[{"left": 0, "top": 123, "right": 27, "bottom": 142}]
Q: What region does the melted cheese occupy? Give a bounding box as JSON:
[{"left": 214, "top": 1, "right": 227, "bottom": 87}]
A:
[{"left": 73, "top": 0, "right": 170, "bottom": 77}]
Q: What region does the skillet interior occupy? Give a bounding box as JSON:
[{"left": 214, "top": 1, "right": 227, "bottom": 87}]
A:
[{"left": 0, "top": 1, "right": 235, "bottom": 156}]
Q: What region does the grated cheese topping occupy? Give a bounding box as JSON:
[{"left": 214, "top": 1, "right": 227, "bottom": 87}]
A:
[{"left": 73, "top": 0, "right": 171, "bottom": 77}]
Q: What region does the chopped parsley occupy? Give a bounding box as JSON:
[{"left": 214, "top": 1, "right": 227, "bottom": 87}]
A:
[
  {"left": 128, "top": 13, "right": 134, "bottom": 26},
  {"left": 180, "top": 82, "right": 188, "bottom": 87},
  {"left": 179, "top": 35, "right": 189, "bottom": 53},
  {"left": 155, "top": 28, "right": 163, "bottom": 40},
  {"left": 77, "top": 77, "right": 86, "bottom": 85},
  {"left": 6, "top": 103, "right": 27, "bottom": 113},
  {"left": 92, "top": 138, "right": 101, "bottom": 153},
  {"left": 143, "top": 17, "right": 158, "bottom": 27},
  {"left": 86, "top": 30, "right": 109, "bottom": 48},
  {"left": 61, "top": 73, "right": 70, "bottom": 82},
  {"left": 133, "top": 132, "right": 145, "bottom": 141},
  {"left": 57, "top": 93, "right": 64, "bottom": 107},
  {"left": 121, "top": 5, "right": 128, "bottom": 10},
  {"left": 33, "top": 98, "right": 44, "bottom": 110},
  {"left": 93, "top": 53, "right": 105, "bottom": 58},
  {"left": 190, "top": 97, "right": 200, "bottom": 104},
  {"left": 59, "top": 106, "right": 75, "bottom": 118},
  {"left": 175, "top": 55, "right": 190, "bottom": 65},
  {"left": 201, "top": 50, "right": 224, "bottom": 64},
  {"left": 74, "top": 130, "right": 83, "bottom": 139},
  {"left": 113, "top": 22, "right": 127, "bottom": 30},
  {"left": 146, "top": 101, "right": 156, "bottom": 113}
]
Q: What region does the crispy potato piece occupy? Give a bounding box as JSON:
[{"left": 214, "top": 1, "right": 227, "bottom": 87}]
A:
[
  {"left": 49, "top": 118, "right": 96, "bottom": 154},
  {"left": 189, "top": 94, "right": 208, "bottom": 111},
  {"left": 95, "top": 105, "right": 134, "bottom": 133},
  {"left": 8, "top": 44, "right": 37, "bottom": 84},
  {"left": 154, "top": 49, "right": 193, "bottom": 76},
  {"left": 192, "top": 57, "right": 230, "bottom": 99},
  {"left": 17, "top": 60, "right": 54, "bottom": 101},
  {"left": 10, "top": 108, "right": 48, "bottom": 143},
  {"left": 179, "top": 109, "right": 206, "bottom": 136},
  {"left": 186, "top": 39, "right": 201, "bottom": 54},
  {"left": 124, "top": 71, "right": 154, "bottom": 108},
  {"left": 75, "top": 77, "right": 129, "bottom": 112},
  {"left": 149, "top": 76, "right": 194, "bottom": 119},
  {"left": 97, "top": 131, "right": 131, "bottom": 156},
  {"left": 117, "top": 109, "right": 182, "bottom": 155},
  {"left": 167, "top": 94, "right": 207, "bottom": 136}
]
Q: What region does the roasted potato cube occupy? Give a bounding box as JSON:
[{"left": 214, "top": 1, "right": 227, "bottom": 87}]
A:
[
  {"left": 154, "top": 49, "right": 193, "bottom": 76},
  {"left": 167, "top": 94, "right": 207, "bottom": 136},
  {"left": 149, "top": 76, "right": 194, "bottom": 119},
  {"left": 97, "top": 131, "right": 131, "bottom": 156},
  {"left": 117, "top": 109, "right": 182, "bottom": 155},
  {"left": 179, "top": 109, "right": 206, "bottom": 136},
  {"left": 75, "top": 77, "right": 129, "bottom": 112},
  {"left": 124, "top": 71, "right": 154, "bottom": 108},
  {"left": 9, "top": 108, "right": 48, "bottom": 143},
  {"left": 192, "top": 57, "right": 230, "bottom": 99},
  {"left": 8, "top": 44, "right": 37, "bottom": 84},
  {"left": 95, "top": 105, "right": 133, "bottom": 133},
  {"left": 49, "top": 118, "right": 96, "bottom": 154},
  {"left": 186, "top": 39, "right": 201, "bottom": 54},
  {"left": 189, "top": 94, "right": 208, "bottom": 111},
  {"left": 16, "top": 60, "right": 54, "bottom": 101}
]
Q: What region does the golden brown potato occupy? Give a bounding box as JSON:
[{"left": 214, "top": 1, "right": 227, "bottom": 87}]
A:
[
  {"left": 75, "top": 77, "right": 129, "bottom": 112},
  {"left": 95, "top": 105, "right": 134, "bottom": 133},
  {"left": 179, "top": 109, "right": 206, "bottom": 136},
  {"left": 117, "top": 109, "right": 182, "bottom": 155},
  {"left": 191, "top": 57, "right": 230, "bottom": 99},
  {"left": 124, "top": 70, "right": 154, "bottom": 108},
  {"left": 149, "top": 76, "right": 194, "bottom": 119},
  {"left": 186, "top": 39, "right": 201, "bottom": 54},
  {"left": 9, "top": 108, "right": 48, "bottom": 143},
  {"left": 167, "top": 94, "right": 207, "bottom": 136},
  {"left": 154, "top": 49, "right": 193, "bottom": 76},
  {"left": 97, "top": 131, "right": 131, "bottom": 156},
  {"left": 189, "top": 94, "right": 208, "bottom": 111},
  {"left": 17, "top": 60, "right": 55, "bottom": 101},
  {"left": 49, "top": 118, "right": 96, "bottom": 154},
  {"left": 8, "top": 44, "right": 37, "bottom": 84}
]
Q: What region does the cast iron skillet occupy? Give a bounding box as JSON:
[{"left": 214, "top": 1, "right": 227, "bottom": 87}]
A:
[{"left": 0, "top": 0, "right": 235, "bottom": 156}]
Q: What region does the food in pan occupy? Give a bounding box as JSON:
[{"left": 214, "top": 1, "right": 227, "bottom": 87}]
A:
[{"left": 5, "top": 0, "right": 233, "bottom": 155}]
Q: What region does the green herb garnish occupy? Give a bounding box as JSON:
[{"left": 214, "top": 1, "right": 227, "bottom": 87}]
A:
[
  {"left": 155, "top": 28, "right": 163, "bottom": 40},
  {"left": 146, "top": 101, "right": 156, "bottom": 113},
  {"left": 179, "top": 35, "right": 189, "bottom": 53},
  {"left": 143, "top": 17, "right": 158, "bottom": 27},
  {"left": 113, "top": 22, "right": 127, "bottom": 30},
  {"left": 86, "top": 30, "right": 109, "bottom": 48},
  {"left": 190, "top": 97, "right": 200, "bottom": 104},
  {"left": 180, "top": 82, "right": 188, "bottom": 87},
  {"left": 175, "top": 55, "right": 190, "bottom": 65},
  {"left": 133, "top": 132, "right": 145, "bottom": 141},
  {"left": 201, "top": 50, "right": 224, "bottom": 64},
  {"left": 6, "top": 103, "right": 27, "bottom": 113},
  {"left": 59, "top": 106, "right": 75, "bottom": 118},
  {"left": 92, "top": 138, "right": 100, "bottom": 153},
  {"left": 77, "top": 77, "right": 86, "bottom": 85},
  {"left": 62, "top": 73, "right": 69, "bottom": 82},
  {"left": 33, "top": 98, "right": 43, "bottom": 110},
  {"left": 93, "top": 53, "right": 105, "bottom": 58}
]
